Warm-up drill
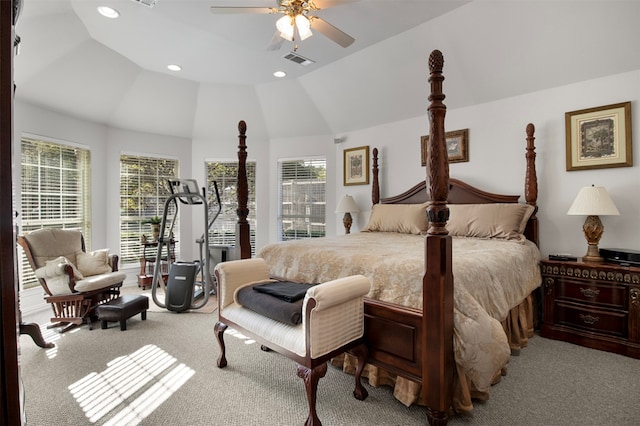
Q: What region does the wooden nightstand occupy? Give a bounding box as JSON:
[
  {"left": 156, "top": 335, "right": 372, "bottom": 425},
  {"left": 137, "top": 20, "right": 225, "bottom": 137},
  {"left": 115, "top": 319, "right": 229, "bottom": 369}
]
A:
[{"left": 540, "top": 258, "right": 640, "bottom": 359}]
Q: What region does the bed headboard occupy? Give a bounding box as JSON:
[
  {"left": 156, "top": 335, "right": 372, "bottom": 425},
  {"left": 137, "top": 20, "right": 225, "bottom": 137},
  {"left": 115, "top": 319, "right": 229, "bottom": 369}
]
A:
[{"left": 370, "top": 124, "right": 539, "bottom": 246}]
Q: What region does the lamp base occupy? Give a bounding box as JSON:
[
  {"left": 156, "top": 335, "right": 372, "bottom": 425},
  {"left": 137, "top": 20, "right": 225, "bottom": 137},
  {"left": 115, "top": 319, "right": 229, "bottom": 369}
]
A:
[
  {"left": 582, "top": 216, "right": 604, "bottom": 262},
  {"left": 342, "top": 212, "right": 352, "bottom": 234}
]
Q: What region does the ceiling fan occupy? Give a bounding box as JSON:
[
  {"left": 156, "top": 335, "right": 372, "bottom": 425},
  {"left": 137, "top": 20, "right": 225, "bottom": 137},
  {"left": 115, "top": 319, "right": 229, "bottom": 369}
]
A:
[{"left": 210, "top": 0, "right": 356, "bottom": 50}]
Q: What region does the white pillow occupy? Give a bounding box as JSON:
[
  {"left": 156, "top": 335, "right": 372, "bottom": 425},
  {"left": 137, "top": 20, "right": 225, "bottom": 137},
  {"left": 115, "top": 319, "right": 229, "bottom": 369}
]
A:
[
  {"left": 41, "top": 256, "right": 83, "bottom": 280},
  {"left": 362, "top": 202, "right": 430, "bottom": 235},
  {"left": 76, "top": 249, "right": 112, "bottom": 276},
  {"left": 447, "top": 203, "right": 535, "bottom": 241},
  {"left": 36, "top": 256, "right": 83, "bottom": 295}
]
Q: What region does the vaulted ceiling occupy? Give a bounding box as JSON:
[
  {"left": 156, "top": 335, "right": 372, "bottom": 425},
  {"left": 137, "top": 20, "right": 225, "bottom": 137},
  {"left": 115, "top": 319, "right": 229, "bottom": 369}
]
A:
[{"left": 14, "top": 1, "right": 640, "bottom": 140}]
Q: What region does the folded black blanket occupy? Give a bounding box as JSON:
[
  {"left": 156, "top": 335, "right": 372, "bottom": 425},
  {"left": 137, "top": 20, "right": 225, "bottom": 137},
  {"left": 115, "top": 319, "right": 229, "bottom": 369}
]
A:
[
  {"left": 252, "top": 281, "right": 316, "bottom": 303},
  {"left": 236, "top": 285, "right": 304, "bottom": 325}
]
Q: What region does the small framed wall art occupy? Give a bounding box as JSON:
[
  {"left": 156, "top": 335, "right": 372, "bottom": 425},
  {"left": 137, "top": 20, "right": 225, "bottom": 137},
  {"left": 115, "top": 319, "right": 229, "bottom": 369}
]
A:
[
  {"left": 343, "top": 145, "right": 369, "bottom": 186},
  {"left": 565, "top": 101, "right": 632, "bottom": 171},
  {"left": 421, "top": 128, "right": 469, "bottom": 166}
]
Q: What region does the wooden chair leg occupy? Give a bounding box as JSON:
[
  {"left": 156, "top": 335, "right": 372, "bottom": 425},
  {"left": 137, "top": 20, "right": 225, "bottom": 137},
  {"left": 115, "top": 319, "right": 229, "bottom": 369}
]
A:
[
  {"left": 214, "top": 321, "right": 228, "bottom": 368},
  {"left": 350, "top": 343, "right": 369, "bottom": 401},
  {"left": 297, "top": 362, "right": 327, "bottom": 426},
  {"left": 19, "top": 322, "right": 54, "bottom": 348}
]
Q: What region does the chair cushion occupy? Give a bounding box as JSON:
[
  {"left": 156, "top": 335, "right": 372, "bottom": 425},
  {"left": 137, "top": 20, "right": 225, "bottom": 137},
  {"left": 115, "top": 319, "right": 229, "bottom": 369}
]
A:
[
  {"left": 76, "top": 249, "right": 112, "bottom": 276},
  {"left": 74, "top": 271, "right": 126, "bottom": 292},
  {"left": 23, "top": 229, "right": 84, "bottom": 268},
  {"left": 223, "top": 303, "right": 306, "bottom": 357}
]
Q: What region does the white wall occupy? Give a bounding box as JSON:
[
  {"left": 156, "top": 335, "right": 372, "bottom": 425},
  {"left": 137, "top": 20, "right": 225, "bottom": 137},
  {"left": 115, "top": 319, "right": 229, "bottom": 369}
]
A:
[{"left": 336, "top": 69, "right": 640, "bottom": 257}]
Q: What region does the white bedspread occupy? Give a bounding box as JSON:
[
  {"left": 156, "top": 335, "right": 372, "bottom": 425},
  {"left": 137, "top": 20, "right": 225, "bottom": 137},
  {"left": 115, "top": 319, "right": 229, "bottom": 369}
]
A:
[{"left": 257, "top": 232, "right": 541, "bottom": 392}]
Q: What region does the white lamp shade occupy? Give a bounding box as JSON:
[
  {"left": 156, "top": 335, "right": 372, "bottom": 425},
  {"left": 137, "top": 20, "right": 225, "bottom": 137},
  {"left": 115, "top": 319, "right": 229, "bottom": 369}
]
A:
[
  {"left": 567, "top": 186, "right": 620, "bottom": 216},
  {"left": 336, "top": 195, "right": 359, "bottom": 213}
]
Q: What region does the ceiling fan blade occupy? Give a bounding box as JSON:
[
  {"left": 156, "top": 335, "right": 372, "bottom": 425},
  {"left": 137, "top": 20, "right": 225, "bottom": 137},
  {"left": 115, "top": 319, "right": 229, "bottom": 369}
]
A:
[
  {"left": 313, "top": 0, "right": 360, "bottom": 9},
  {"left": 311, "top": 17, "right": 355, "bottom": 48},
  {"left": 210, "top": 6, "right": 275, "bottom": 14},
  {"left": 266, "top": 30, "right": 286, "bottom": 51}
]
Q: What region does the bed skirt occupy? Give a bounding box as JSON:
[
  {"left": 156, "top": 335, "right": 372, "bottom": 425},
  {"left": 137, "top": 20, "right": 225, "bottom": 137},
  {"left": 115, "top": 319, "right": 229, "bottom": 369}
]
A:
[{"left": 331, "top": 293, "right": 536, "bottom": 413}]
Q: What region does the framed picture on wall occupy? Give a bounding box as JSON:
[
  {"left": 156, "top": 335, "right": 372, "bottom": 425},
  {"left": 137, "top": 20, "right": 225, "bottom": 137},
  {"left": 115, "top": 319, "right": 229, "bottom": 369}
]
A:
[
  {"left": 565, "top": 101, "right": 632, "bottom": 171},
  {"left": 421, "top": 128, "right": 469, "bottom": 166},
  {"left": 343, "top": 146, "right": 369, "bottom": 186}
]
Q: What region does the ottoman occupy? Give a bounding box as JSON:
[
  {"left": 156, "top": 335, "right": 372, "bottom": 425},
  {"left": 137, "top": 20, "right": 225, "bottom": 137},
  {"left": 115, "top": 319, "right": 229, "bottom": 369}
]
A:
[{"left": 98, "top": 294, "right": 149, "bottom": 331}]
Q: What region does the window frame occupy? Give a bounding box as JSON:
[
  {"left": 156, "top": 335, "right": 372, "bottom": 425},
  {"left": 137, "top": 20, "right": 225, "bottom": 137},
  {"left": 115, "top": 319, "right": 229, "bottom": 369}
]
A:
[
  {"left": 119, "top": 152, "right": 179, "bottom": 266},
  {"left": 19, "top": 135, "right": 91, "bottom": 290},
  {"left": 277, "top": 157, "right": 327, "bottom": 241},
  {"left": 205, "top": 159, "right": 257, "bottom": 256}
]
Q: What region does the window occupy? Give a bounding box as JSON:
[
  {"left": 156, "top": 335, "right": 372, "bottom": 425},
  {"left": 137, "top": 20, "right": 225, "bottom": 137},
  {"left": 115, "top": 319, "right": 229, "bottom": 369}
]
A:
[
  {"left": 20, "top": 137, "right": 91, "bottom": 289},
  {"left": 205, "top": 161, "right": 256, "bottom": 256},
  {"left": 278, "top": 158, "right": 326, "bottom": 240},
  {"left": 120, "top": 155, "right": 179, "bottom": 265}
]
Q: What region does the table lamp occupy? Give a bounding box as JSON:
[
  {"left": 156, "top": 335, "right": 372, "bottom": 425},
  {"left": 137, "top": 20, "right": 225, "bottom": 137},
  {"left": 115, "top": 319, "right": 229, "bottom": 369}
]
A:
[
  {"left": 336, "top": 195, "right": 359, "bottom": 234},
  {"left": 567, "top": 185, "right": 619, "bottom": 262}
]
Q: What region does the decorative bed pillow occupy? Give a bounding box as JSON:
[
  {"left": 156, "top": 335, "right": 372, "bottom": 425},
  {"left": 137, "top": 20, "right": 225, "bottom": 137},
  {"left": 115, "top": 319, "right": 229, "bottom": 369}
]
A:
[
  {"left": 447, "top": 203, "right": 535, "bottom": 241},
  {"left": 362, "top": 202, "right": 430, "bottom": 234},
  {"left": 76, "top": 249, "right": 112, "bottom": 276}
]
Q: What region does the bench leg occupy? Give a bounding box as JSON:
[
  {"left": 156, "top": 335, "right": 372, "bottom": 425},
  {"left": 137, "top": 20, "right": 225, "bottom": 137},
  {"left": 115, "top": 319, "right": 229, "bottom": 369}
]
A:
[
  {"left": 141, "top": 310, "right": 147, "bottom": 321},
  {"left": 101, "top": 320, "right": 108, "bottom": 330},
  {"left": 214, "top": 321, "right": 228, "bottom": 368},
  {"left": 297, "top": 362, "right": 327, "bottom": 426},
  {"left": 120, "top": 320, "right": 127, "bottom": 331},
  {"left": 350, "top": 343, "right": 369, "bottom": 401}
]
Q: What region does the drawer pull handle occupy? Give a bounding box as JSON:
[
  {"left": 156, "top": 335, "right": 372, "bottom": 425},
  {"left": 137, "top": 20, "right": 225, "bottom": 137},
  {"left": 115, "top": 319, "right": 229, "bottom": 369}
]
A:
[
  {"left": 580, "top": 314, "right": 599, "bottom": 325},
  {"left": 580, "top": 288, "right": 600, "bottom": 298}
]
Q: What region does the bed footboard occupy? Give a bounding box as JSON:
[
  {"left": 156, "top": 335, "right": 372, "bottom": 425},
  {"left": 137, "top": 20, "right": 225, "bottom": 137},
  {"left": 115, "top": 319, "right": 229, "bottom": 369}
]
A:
[{"left": 364, "top": 298, "right": 423, "bottom": 382}]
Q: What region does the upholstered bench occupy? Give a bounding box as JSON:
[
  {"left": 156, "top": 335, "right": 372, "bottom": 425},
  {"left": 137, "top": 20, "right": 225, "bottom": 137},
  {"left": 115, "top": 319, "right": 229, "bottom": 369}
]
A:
[
  {"left": 214, "top": 258, "right": 371, "bottom": 426},
  {"left": 98, "top": 294, "right": 149, "bottom": 331}
]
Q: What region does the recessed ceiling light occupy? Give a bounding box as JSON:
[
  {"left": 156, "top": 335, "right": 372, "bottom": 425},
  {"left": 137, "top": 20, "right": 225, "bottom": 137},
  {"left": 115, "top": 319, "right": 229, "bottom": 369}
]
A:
[
  {"left": 167, "top": 64, "right": 182, "bottom": 71},
  {"left": 97, "top": 6, "right": 120, "bottom": 19},
  {"left": 273, "top": 71, "right": 286, "bottom": 78}
]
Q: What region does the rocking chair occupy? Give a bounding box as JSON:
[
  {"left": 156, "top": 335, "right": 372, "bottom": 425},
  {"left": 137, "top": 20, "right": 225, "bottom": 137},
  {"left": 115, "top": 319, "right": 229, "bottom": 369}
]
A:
[{"left": 18, "top": 229, "right": 124, "bottom": 332}]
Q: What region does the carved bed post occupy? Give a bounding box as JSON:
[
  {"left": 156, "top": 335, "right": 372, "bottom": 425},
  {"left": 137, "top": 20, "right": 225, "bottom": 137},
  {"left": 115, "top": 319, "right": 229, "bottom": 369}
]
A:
[
  {"left": 372, "top": 148, "right": 379, "bottom": 205},
  {"left": 423, "top": 49, "right": 454, "bottom": 426},
  {"left": 524, "top": 123, "right": 539, "bottom": 246},
  {"left": 236, "top": 120, "right": 251, "bottom": 259}
]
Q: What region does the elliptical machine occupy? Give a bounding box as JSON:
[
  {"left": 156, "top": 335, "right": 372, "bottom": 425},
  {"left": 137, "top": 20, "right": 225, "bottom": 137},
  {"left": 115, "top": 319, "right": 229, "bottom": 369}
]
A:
[{"left": 150, "top": 178, "right": 221, "bottom": 312}]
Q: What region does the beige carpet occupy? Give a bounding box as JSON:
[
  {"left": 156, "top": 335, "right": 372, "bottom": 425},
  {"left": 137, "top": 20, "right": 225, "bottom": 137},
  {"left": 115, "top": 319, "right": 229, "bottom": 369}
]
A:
[{"left": 19, "top": 305, "right": 640, "bottom": 425}]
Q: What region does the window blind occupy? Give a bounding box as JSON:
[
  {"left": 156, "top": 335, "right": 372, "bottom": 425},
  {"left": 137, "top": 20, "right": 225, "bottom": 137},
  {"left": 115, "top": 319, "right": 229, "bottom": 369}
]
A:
[
  {"left": 119, "top": 155, "right": 179, "bottom": 265},
  {"left": 20, "top": 137, "right": 91, "bottom": 290},
  {"left": 205, "top": 161, "right": 256, "bottom": 256},
  {"left": 278, "top": 158, "right": 326, "bottom": 241}
]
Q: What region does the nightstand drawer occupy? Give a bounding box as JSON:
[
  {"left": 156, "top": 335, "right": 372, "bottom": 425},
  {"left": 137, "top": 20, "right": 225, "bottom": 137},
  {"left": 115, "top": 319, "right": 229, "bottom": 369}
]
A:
[
  {"left": 555, "top": 301, "right": 627, "bottom": 338},
  {"left": 555, "top": 278, "right": 626, "bottom": 310}
]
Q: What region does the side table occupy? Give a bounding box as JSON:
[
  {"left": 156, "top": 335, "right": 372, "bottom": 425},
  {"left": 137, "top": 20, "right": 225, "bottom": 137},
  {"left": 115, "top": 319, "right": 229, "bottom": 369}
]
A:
[
  {"left": 540, "top": 257, "right": 640, "bottom": 359},
  {"left": 138, "top": 240, "right": 176, "bottom": 289}
]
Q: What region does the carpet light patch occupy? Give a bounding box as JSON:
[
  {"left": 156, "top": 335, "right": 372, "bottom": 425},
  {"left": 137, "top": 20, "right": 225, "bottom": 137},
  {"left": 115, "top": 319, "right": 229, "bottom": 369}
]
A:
[
  {"left": 226, "top": 327, "right": 256, "bottom": 345},
  {"left": 68, "top": 344, "right": 194, "bottom": 424}
]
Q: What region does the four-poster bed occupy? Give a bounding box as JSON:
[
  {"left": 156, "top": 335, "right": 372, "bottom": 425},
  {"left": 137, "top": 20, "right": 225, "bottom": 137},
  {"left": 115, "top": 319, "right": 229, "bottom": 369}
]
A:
[{"left": 228, "top": 50, "right": 541, "bottom": 425}]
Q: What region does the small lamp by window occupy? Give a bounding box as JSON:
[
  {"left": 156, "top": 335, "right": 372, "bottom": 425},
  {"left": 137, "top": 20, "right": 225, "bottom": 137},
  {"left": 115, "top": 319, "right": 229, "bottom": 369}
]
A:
[
  {"left": 336, "top": 195, "right": 359, "bottom": 234},
  {"left": 567, "top": 185, "right": 619, "bottom": 262}
]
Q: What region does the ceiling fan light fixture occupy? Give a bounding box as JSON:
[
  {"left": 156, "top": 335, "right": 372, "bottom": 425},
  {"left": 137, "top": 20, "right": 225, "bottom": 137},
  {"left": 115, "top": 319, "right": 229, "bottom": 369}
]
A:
[
  {"left": 276, "top": 15, "right": 295, "bottom": 41},
  {"left": 295, "top": 15, "right": 312, "bottom": 41}
]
